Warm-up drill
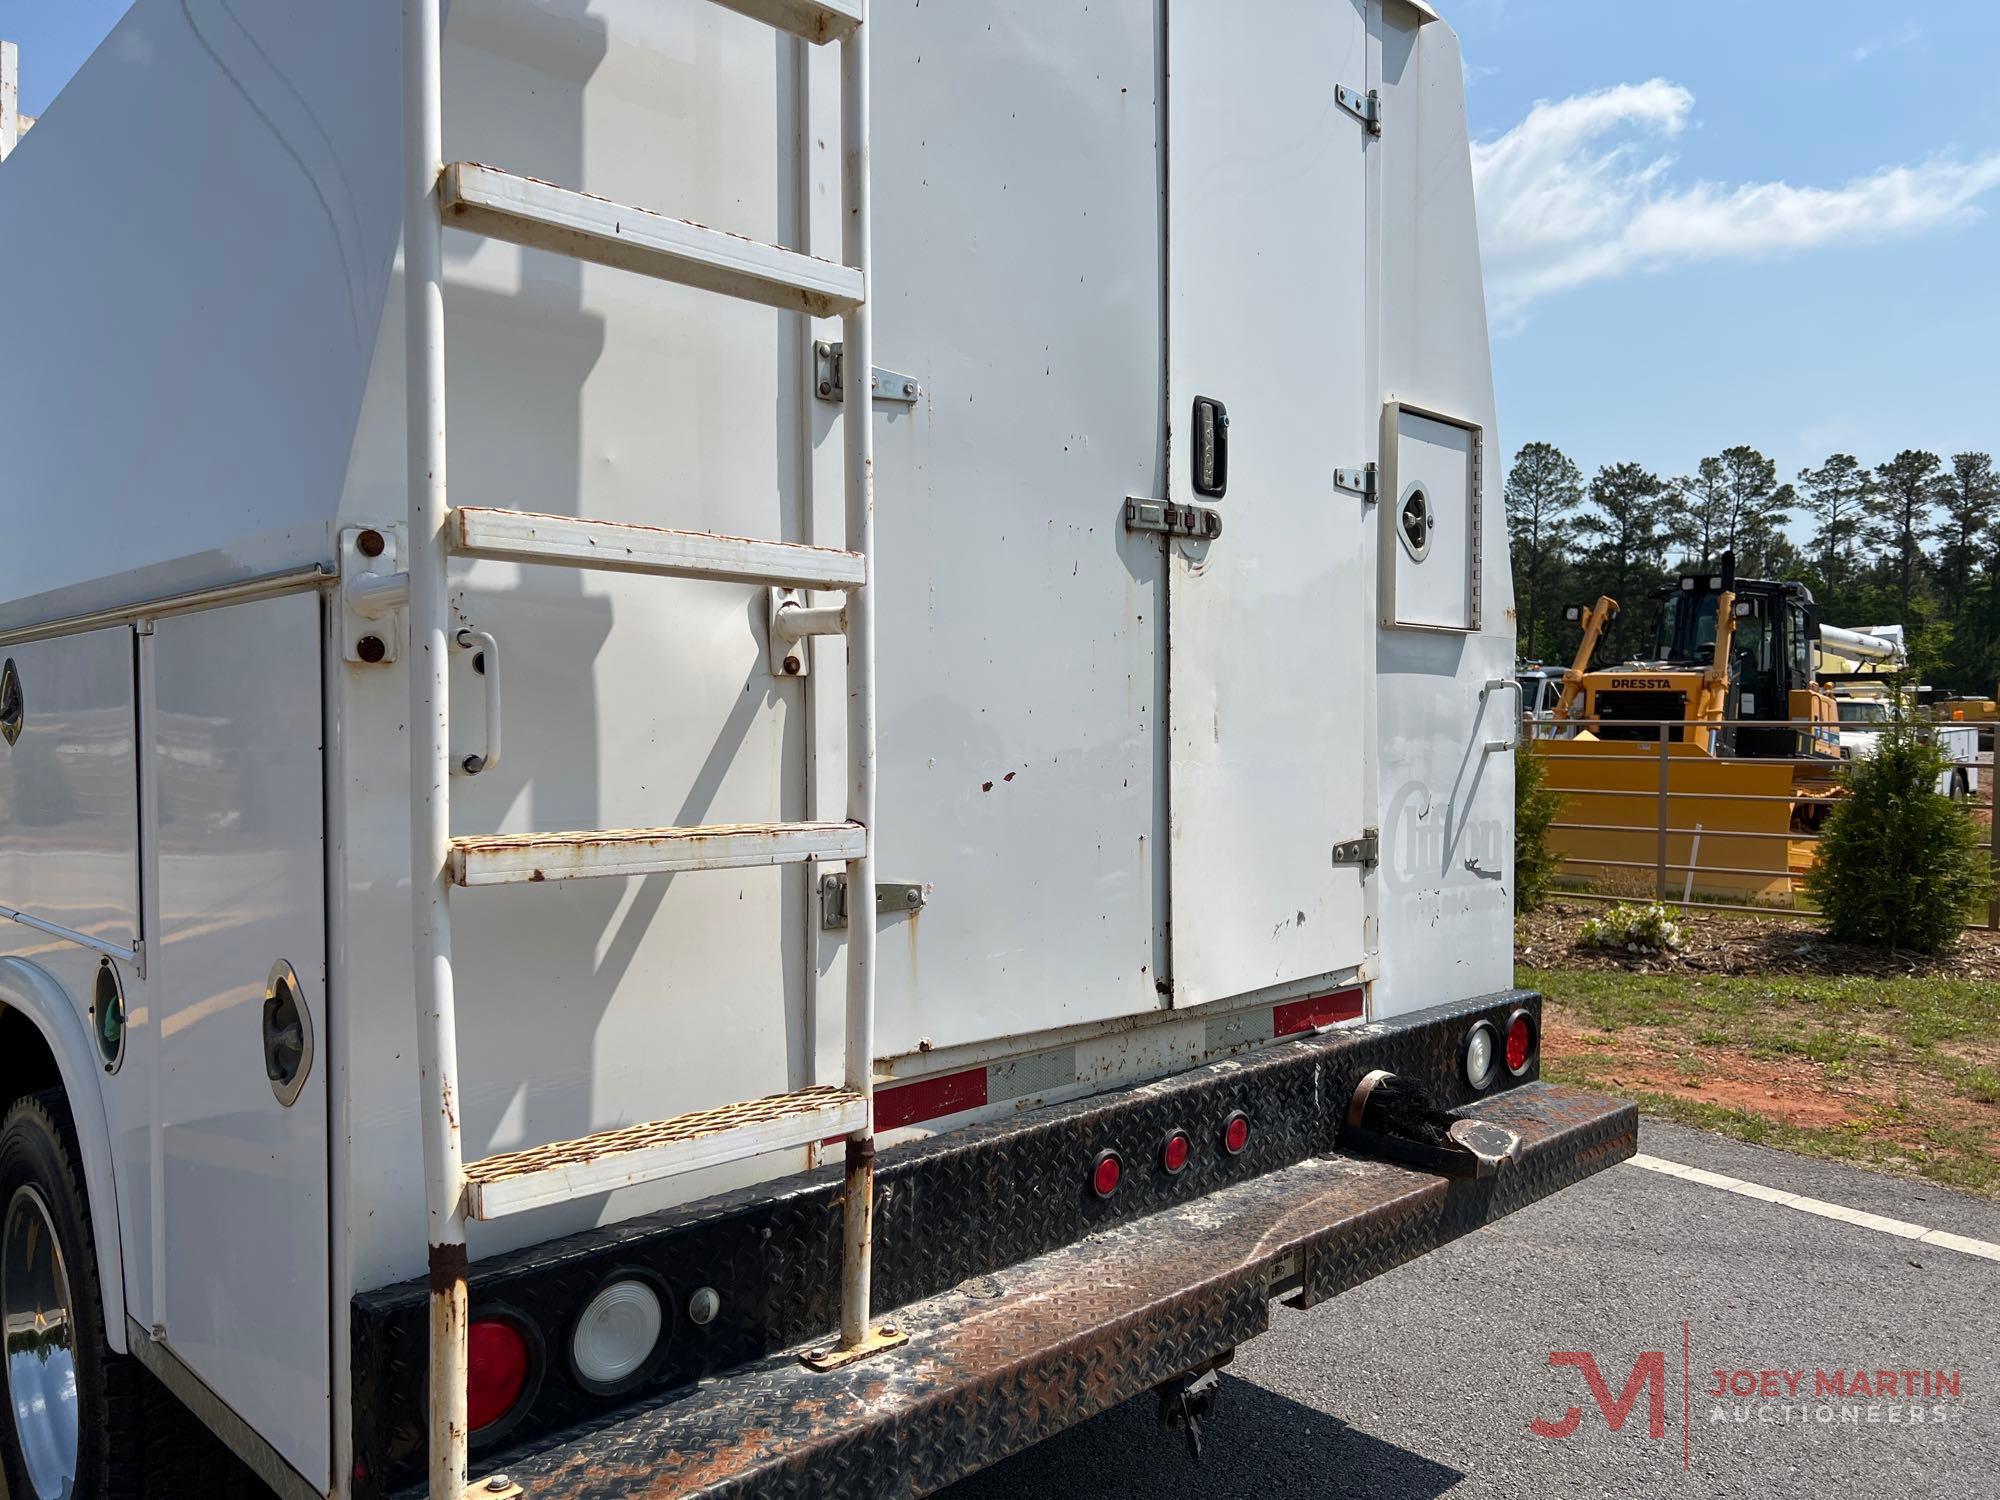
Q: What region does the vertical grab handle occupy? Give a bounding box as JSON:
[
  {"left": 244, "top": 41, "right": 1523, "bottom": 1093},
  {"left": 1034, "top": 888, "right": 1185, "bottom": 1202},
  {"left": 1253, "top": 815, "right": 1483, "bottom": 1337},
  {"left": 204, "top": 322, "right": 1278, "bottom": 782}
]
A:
[
  {"left": 453, "top": 629, "right": 502, "bottom": 775},
  {"left": 1482, "top": 677, "right": 1521, "bottom": 754}
]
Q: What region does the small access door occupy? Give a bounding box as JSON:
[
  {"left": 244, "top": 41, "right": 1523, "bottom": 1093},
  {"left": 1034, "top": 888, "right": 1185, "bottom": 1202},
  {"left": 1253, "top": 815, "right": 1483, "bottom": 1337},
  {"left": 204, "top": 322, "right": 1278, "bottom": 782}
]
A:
[{"left": 1165, "top": 0, "right": 1372, "bottom": 1006}]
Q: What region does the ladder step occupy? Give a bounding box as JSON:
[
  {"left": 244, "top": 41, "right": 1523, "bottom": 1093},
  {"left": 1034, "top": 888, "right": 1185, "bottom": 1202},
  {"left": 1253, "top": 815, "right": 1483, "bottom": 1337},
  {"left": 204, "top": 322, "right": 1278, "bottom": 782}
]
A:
[
  {"left": 449, "top": 820, "right": 866, "bottom": 887},
  {"left": 464, "top": 1085, "right": 869, "bottom": 1219},
  {"left": 450, "top": 506, "right": 866, "bottom": 591},
  {"left": 441, "top": 163, "right": 864, "bottom": 317},
  {"left": 707, "top": 0, "right": 862, "bottom": 45}
]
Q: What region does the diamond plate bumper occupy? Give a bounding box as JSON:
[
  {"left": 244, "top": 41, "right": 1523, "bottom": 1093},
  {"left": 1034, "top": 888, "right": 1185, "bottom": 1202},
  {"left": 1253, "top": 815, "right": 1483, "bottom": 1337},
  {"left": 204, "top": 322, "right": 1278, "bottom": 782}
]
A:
[{"left": 407, "top": 1081, "right": 1632, "bottom": 1499}]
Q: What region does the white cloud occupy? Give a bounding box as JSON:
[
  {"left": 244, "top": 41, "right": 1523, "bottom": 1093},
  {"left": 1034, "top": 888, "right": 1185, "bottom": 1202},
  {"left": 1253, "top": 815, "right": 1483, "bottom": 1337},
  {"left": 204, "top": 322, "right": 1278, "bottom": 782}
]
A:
[{"left": 1470, "top": 79, "right": 2000, "bottom": 331}]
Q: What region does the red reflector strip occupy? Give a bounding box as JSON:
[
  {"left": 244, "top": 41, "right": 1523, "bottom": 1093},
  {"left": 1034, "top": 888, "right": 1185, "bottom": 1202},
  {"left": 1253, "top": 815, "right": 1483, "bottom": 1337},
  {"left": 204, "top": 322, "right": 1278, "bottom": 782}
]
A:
[
  {"left": 875, "top": 1066, "right": 989, "bottom": 1131},
  {"left": 1273, "top": 987, "right": 1364, "bottom": 1036}
]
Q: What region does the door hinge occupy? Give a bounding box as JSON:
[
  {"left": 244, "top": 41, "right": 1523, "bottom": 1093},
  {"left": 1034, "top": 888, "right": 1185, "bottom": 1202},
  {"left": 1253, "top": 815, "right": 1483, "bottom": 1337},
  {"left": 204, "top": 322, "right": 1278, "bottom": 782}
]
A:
[
  {"left": 814, "top": 341, "right": 921, "bottom": 405},
  {"left": 821, "top": 874, "right": 931, "bottom": 930},
  {"left": 1334, "top": 463, "right": 1378, "bottom": 503},
  {"left": 1332, "top": 829, "right": 1379, "bottom": 870},
  {"left": 1335, "top": 84, "right": 1382, "bottom": 137},
  {"left": 1125, "top": 498, "right": 1223, "bottom": 541}
]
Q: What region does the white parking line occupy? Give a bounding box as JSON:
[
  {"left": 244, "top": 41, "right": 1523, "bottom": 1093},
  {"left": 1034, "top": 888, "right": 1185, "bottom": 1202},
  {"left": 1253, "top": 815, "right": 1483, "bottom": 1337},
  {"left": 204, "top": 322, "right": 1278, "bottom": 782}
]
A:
[{"left": 1627, "top": 1152, "right": 2000, "bottom": 1262}]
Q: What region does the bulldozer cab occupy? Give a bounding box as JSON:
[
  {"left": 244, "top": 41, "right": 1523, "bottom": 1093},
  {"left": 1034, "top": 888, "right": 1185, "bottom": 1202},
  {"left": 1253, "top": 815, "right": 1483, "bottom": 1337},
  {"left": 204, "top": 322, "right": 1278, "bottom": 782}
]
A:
[{"left": 1650, "top": 570, "right": 1825, "bottom": 758}]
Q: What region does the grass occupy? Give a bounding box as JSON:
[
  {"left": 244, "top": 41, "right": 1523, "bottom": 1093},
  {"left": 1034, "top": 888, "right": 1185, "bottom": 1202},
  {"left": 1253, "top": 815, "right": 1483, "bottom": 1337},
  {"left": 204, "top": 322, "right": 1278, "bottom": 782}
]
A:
[{"left": 1524, "top": 964, "right": 2000, "bottom": 1198}]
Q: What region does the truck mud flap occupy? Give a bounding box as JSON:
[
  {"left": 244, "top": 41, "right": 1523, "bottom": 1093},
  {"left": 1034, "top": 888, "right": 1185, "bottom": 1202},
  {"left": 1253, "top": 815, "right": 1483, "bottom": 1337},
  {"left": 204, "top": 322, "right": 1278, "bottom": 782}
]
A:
[{"left": 416, "top": 1082, "right": 1633, "bottom": 1499}]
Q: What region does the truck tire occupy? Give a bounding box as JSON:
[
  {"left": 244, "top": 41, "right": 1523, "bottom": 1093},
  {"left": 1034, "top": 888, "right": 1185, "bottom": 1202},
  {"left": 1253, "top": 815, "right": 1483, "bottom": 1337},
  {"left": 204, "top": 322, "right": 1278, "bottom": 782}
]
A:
[
  {"left": 0, "top": 1092, "right": 148, "bottom": 1499},
  {"left": 0, "top": 1093, "right": 272, "bottom": 1500}
]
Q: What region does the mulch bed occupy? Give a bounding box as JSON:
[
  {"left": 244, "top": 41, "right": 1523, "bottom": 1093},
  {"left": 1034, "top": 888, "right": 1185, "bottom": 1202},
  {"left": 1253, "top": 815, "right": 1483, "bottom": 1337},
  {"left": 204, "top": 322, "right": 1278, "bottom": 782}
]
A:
[{"left": 1516, "top": 900, "right": 2000, "bottom": 981}]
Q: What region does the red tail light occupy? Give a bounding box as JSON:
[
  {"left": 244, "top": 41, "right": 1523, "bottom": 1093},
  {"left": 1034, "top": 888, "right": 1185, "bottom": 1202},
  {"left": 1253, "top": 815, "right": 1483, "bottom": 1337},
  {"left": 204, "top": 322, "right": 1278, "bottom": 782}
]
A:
[
  {"left": 1505, "top": 1011, "right": 1536, "bottom": 1076},
  {"left": 1091, "top": 1149, "right": 1123, "bottom": 1199},
  {"left": 1222, "top": 1111, "right": 1250, "bottom": 1156},
  {"left": 467, "top": 1318, "right": 531, "bottom": 1432},
  {"left": 1162, "top": 1130, "right": 1191, "bottom": 1174}
]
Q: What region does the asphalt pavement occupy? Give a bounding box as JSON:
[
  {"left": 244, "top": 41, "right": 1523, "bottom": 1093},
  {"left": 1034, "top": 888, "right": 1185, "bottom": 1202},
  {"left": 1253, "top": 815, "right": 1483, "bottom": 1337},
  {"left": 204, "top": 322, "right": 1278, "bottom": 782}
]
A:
[{"left": 940, "top": 1118, "right": 2000, "bottom": 1499}]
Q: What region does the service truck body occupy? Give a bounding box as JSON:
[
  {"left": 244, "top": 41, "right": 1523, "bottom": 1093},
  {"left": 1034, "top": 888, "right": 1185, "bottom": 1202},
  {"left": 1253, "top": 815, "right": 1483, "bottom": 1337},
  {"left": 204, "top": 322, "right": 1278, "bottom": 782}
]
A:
[{"left": 0, "top": 3, "right": 1633, "bottom": 1496}]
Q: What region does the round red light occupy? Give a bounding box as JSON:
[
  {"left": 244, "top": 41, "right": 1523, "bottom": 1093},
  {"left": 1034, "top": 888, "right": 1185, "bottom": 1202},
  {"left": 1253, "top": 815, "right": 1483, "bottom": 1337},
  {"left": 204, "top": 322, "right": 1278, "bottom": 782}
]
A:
[
  {"left": 1505, "top": 1013, "right": 1534, "bottom": 1074},
  {"left": 1162, "top": 1131, "right": 1191, "bottom": 1174},
  {"left": 1092, "top": 1150, "right": 1122, "bottom": 1198},
  {"left": 1222, "top": 1112, "right": 1249, "bottom": 1155},
  {"left": 466, "top": 1318, "right": 531, "bottom": 1432}
]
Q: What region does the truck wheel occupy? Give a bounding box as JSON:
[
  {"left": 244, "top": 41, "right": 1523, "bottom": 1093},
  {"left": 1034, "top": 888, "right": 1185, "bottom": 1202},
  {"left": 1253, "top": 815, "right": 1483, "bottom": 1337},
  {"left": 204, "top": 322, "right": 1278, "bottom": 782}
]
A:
[
  {"left": 1951, "top": 769, "right": 1970, "bottom": 800},
  {"left": 0, "top": 1093, "right": 147, "bottom": 1499}
]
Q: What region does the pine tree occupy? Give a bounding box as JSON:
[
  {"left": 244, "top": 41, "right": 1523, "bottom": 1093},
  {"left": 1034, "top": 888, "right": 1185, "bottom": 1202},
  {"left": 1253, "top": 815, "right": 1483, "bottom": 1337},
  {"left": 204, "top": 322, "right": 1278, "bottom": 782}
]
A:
[
  {"left": 1869, "top": 450, "right": 1946, "bottom": 626},
  {"left": 1504, "top": 442, "right": 1584, "bottom": 660},
  {"left": 1664, "top": 457, "right": 1729, "bottom": 567},
  {"left": 1797, "top": 453, "right": 1872, "bottom": 591},
  {"left": 1717, "top": 445, "right": 1792, "bottom": 575},
  {"left": 1929, "top": 453, "right": 1998, "bottom": 617},
  {"left": 1578, "top": 462, "right": 1663, "bottom": 659}
]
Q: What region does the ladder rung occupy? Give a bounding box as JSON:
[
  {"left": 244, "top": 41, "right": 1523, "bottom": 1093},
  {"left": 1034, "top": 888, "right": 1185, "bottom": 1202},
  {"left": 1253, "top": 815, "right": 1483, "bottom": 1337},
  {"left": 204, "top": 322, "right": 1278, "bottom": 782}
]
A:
[
  {"left": 707, "top": 0, "right": 862, "bottom": 45},
  {"left": 450, "top": 506, "right": 866, "bottom": 591},
  {"left": 441, "top": 163, "right": 864, "bottom": 317},
  {"left": 464, "top": 1085, "right": 869, "bottom": 1219},
  {"left": 449, "top": 820, "right": 866, "bottom": 887}
]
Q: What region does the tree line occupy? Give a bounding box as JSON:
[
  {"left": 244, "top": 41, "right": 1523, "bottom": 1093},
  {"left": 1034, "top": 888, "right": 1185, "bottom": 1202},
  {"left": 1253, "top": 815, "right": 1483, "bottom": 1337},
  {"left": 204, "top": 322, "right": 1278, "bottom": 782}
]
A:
[{"left": 1505, "top": 442, "right": 2000, "bottom": 694}]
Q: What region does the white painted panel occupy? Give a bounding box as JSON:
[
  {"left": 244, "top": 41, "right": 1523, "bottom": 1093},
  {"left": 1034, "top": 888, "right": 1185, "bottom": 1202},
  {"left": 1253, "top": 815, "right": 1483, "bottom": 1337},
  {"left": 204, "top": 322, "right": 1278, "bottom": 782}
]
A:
[
  {"left": 0, "top": 0, "right": 403, "bottom": 616},
  {"left": 0, "top": 627, "right": 153, "bottom": 1334},
  {"left": 1166, "top": 0, "right": 1371, "bottom": 1006},
  {"left": 154, "top": 593, "right": 329, "bottom": 1487},
  {"left": 1371, "top": 13, "right": 1514, "bottom": 1018},
  {"left": 858, "top": 0, "right": 1166, "bottom": 1053},
  {"left": 1384, "top": 408, "right": 1477, "bottom": 631},
  {"left": 0, "top": 627, "right": 138, "bottom": 945}
]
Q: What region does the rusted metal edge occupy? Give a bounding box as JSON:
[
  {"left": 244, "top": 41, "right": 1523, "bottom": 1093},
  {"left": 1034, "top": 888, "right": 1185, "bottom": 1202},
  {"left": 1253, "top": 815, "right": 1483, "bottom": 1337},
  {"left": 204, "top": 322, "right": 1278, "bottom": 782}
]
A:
[
  {"left": 352, "top": 991, "right": 1554, "bottom": 1494},
  {"left": 433, "top": 1084, "right": 1634, "bottom": 1499}
]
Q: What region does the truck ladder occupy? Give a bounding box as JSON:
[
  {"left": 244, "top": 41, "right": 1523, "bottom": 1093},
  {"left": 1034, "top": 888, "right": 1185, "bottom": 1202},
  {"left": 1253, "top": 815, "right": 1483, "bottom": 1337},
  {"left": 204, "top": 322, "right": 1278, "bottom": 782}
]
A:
[{"left": 399, "top": 3, "right": 887, "bottom": 1495}]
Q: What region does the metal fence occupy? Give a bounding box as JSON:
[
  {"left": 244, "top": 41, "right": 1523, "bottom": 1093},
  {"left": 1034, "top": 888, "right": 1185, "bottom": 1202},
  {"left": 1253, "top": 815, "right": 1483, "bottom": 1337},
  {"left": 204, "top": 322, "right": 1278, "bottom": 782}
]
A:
[{"left": 1522, "top": 715, "right": 1999, "bottom": 927}]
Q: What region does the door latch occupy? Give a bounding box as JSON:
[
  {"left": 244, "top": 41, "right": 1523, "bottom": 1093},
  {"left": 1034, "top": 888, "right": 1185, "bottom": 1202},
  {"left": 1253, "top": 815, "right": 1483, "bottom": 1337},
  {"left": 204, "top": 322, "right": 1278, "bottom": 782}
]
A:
[{"left": 1124, "top": 498, "right": 1223, "bottom": 541}]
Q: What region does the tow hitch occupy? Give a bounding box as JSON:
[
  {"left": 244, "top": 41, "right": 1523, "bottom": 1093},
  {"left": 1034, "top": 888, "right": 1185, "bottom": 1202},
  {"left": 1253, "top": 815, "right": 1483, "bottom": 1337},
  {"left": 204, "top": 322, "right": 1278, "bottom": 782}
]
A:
[
  {"left": 1342, "top": 1069, "right": 1523, "bottom": 1178},
  {"left": 1156, "top": 1351, "right": 1233, "bottom": 1460}
]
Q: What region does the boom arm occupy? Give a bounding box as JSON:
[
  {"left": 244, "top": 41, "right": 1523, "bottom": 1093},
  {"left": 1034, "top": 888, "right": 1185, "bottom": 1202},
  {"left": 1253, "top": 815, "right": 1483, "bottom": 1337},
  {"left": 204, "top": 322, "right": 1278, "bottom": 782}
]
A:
[{"left": 1554, "top": 596, "right": 1619, "bottom": 719}]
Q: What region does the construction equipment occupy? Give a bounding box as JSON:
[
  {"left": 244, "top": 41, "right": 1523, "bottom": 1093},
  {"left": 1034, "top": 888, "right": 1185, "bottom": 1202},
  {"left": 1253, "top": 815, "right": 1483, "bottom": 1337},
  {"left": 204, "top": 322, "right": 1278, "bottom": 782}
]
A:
[{"left": 1532, "top": 557, "right": 1905, "bottom": 900}]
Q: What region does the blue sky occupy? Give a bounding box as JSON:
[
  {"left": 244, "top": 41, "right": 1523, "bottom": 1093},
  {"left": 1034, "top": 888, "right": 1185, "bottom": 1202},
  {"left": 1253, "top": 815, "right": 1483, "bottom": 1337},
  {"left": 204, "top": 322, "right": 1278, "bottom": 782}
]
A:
[{"left": 8, "top": 1, "right": 1998, "bottom": 492}]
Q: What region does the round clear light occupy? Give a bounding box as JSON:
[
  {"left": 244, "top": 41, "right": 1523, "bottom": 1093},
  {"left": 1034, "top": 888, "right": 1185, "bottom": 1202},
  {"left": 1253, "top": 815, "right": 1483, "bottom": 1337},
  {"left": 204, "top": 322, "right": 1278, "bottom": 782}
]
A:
[
  {"left": 1465, "top": 1024, "right": 1496, "bottom": 1089},
  {"left": 572, "top": 1279, "right": 663, "bottom": 1389}
]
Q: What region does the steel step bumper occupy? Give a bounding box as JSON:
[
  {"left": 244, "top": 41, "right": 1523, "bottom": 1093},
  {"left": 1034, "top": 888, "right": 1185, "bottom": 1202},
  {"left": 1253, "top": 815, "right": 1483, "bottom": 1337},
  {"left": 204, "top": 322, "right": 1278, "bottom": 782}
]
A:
[{"left": 449, "top": 1081, "right": 1634, "bottom": 1499}]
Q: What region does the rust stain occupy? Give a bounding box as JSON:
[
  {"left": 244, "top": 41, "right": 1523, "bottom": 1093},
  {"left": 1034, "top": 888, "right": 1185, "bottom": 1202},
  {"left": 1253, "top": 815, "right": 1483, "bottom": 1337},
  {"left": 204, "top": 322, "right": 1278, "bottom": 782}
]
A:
[{"left": 427, "top": 1241, "right": 468, "bottom": 1296}]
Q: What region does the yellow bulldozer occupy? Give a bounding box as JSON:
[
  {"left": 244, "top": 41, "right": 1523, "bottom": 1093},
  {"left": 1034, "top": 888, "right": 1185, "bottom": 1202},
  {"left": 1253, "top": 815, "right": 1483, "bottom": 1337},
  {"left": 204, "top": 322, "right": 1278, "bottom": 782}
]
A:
[{"left": 1531, "top": 555, "right": 1901, "bottom": 902}]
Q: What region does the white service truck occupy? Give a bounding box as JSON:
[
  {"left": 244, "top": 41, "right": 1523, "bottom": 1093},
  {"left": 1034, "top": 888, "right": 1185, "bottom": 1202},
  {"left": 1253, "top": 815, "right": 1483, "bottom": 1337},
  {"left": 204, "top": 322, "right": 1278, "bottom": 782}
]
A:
[{"left": 0, "top": 3, "right": 1632, "bottom": 1496}]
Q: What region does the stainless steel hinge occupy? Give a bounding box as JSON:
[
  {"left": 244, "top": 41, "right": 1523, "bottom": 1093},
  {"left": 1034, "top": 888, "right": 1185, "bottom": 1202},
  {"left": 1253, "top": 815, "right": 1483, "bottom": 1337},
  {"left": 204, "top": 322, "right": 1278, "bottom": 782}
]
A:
[
  {"left": 1125, "top": 498, "right": 1223, "bottom": 541},
  {"left": 821, "top": 873, "right": 931, "bottom": 930},
  {"left": 1331, "top": 829, "right": 1380, "bottom": 869},
  {"left": 1336, "top": 84, "right": 1382, "bottom": 136},
  {"left": 814, "top": 341, "right": 921, "bottom": 405},
  {"left": 1334, "top": 463, "right": 1378, "bottom": 503}
]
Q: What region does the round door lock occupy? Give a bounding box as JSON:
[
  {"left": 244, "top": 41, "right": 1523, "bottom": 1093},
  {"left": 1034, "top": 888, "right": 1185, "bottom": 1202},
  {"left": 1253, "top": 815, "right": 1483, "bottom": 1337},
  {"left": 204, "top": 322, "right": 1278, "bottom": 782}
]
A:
[
  {"left": 1399, "top": 487, "right": 1434, "bottom": 562},
  {"left": 262, "top": 960, "right": 314, "bottom": 1107},
  {"left": 0, "top": 657, "right": 22, "bottom": 747}
]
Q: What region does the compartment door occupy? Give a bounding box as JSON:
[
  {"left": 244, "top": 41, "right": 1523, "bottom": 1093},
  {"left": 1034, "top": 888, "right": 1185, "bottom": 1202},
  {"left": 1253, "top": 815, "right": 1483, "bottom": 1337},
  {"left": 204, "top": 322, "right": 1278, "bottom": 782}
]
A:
[
  {"left": 153, "top": 592, "right": 330, "bottom": 1487},
  {"left": 1165, "top": 0, "right": 1371, "bottom": 1006}
]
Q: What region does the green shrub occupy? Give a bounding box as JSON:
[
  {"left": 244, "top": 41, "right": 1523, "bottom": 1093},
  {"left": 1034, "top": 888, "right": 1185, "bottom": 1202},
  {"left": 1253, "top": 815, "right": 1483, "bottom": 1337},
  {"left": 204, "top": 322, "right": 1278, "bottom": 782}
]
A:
[
  {"left": 1514, "top": 740, "right": 1563, "bottom": 914},
  {"left": 1805, "top": 727, "right": 1993, "bottom": 952},
  {"left": 1577, "top": 901, "right": 1685, "bottom": 955}
]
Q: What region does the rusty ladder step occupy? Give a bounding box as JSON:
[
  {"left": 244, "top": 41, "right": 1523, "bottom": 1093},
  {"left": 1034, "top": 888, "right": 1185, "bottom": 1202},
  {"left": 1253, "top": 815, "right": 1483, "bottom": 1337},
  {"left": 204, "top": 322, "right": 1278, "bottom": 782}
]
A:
[
  {"left": 463, "top": 1085, "right": 870, "bottom": 1219},
  {"left": 448, "top": 820, "right": 866, "bottom": 888}
]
